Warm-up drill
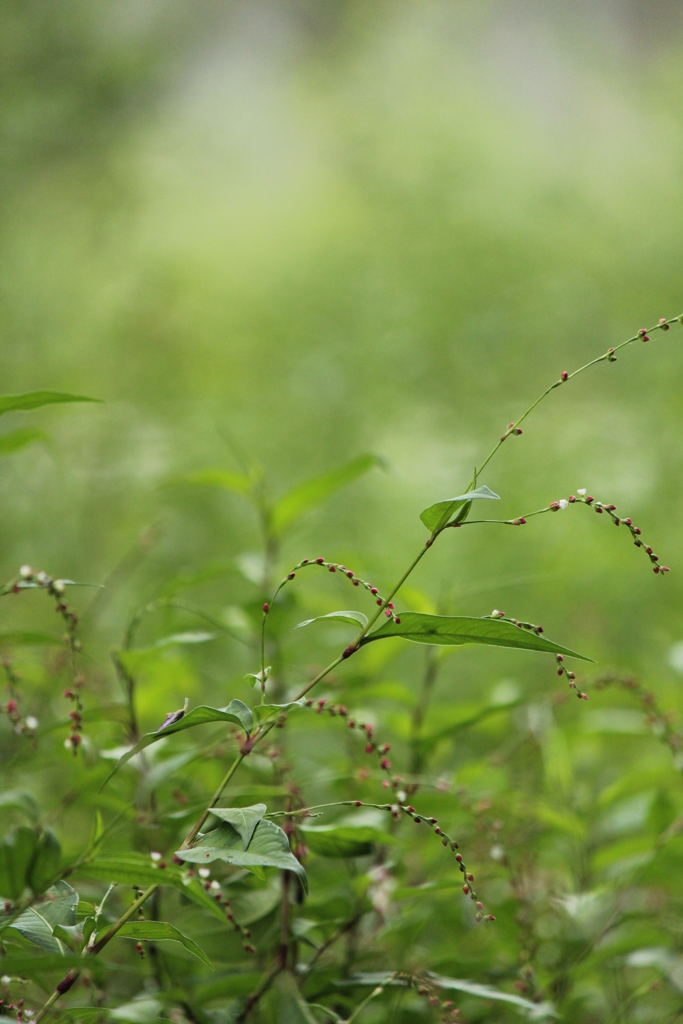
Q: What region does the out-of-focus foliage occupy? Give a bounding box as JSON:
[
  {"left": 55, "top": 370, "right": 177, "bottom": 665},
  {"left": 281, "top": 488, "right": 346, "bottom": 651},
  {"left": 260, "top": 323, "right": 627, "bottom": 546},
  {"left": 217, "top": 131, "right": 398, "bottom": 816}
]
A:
[{"left": 2, "top": 2, "right": 683, "bottom": 1022}]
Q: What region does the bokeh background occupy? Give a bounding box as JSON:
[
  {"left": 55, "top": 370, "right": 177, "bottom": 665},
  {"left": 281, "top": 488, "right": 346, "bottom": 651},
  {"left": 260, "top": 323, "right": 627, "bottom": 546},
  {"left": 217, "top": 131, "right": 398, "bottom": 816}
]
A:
[
  {"left": 5, "top": 3, "right": 683, "bottom": 1020},
  {"left": 2, "top": 0, "right": 683, "bottom": 687}
]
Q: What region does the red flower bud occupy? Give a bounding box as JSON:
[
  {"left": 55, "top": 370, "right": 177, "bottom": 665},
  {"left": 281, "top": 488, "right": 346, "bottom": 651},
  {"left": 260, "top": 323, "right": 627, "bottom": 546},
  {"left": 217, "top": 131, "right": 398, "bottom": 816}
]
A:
[
  {"left": 376, "top": 598, "right": 382, "bottom": 605},
  {"left": 463, "top": 885, "right": 469, "bottom": 894},
  {"left": 467, "top": 873, "right": 474, "bottom": 881},
  {"left": 370, "top": 587, "right": 378, "bottom": 595},
  {"left": 316, "top": 557, "right": 324, "bottom": 564},
  {"left": 288, "top": 572, "right": 295, "bottom": 580},
  {"left": 586, "top": 495, "right": 594, "bottom": 503},
  {"left": 6, "top": 700, "right": 17, "bottom": 713},
  {"left": 262, "top": 603, "right": 269, "bottom": 614},
  {"left": 328, "top": 565, "right": 336, "bottom": 572},
  {"left": 561, "top": 371, "right": 568, "bottom": 381},
  {"left": 381, "top": 758, "right": 391, "bottom": 769},
  {"left": 519, "top": 517, "right": 527, "bottom": 524}
]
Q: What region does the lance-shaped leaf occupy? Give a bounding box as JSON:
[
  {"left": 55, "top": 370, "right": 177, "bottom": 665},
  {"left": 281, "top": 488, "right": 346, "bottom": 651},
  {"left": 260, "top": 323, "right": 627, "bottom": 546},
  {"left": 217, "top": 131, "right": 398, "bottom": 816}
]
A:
[
  {"left": 0, "top": 826, "right": 38, "bottom": 900},
  {"left": 114, "top": 921, "right": 213, "bottom": 968},
  {"left": 361, "top": 613, "right": 591, "bottom": 660},
  {"left": 300, "top": 825, "right": 393, "bottom": 858},
  {"left": 174, "top": 467, "right": 254, "bottom": 495},
  {"left": 0, "top": 631, "right": 64, "bottom": 647},
  {"left": 420, "top": 485, "right": 500, "bottom": 533},
  {"left": 0, "top": 392, "right": 102, "bottom": 416},
  {"left": 78, "top": 855, "right": 225, "bottom": 920},
  {"left": 294, "top": 610, "right": 368, "bottom": 631},
  {"left": 271, "top": 454, "right": 382, "bottom": 536},
  {"left": 101, "top": 699, "right": 254, "bottom": 787},
  {"left": 177, "top": 818, "right": 307, "bottom": 892},
  {"left": 0, "top": 428, "right": 46, "bottom": 456},
  {"left": 1, "top": 881, "right": 78, "bottom": 954},
  {"left": 209, "top": 805, "right": 267, "bottom": 849},
  {"left": 250, "top": 699, "right": 306, "bottom": 727}
]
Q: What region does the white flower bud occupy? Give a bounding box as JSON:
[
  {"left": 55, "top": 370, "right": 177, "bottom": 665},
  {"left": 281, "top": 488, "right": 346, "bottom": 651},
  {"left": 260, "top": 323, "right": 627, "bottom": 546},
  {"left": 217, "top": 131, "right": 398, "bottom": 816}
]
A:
[
  {"left": 25, "top": 716, "right": 38, "bottom": 730},
  {"left": 150, "top": 851, "right": 162, "bottom": 862},
  {"left": 198, "top": 867, "right": 211, "bottom": 879},
  {"left": 559, "top": 499, "right": 569, "bottom": 510},
  {"left": 19, "top": 565, "right": 33, "bottom": 578},
  {"left": 577, "top": 488, "right": 586, "bottom": 496}
]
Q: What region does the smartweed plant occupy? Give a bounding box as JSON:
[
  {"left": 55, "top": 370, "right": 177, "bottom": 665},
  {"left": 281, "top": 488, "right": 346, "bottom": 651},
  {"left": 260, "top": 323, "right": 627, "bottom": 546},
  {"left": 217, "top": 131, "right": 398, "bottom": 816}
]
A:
[{"left": 0, "top": 319, "right": 681, "bottom": 1024}]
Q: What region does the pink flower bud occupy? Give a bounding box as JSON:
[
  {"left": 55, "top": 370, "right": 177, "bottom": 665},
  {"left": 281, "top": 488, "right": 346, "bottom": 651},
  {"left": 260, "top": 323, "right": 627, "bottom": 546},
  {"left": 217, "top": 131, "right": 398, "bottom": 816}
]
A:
[
  {"left": 455, "top": 853, "right": 462, "bottom": 862},
  {"left": 467, "top": 873, "right": 474, "bottom": 881},
  {"left": 561, "top": 371, "right": 568, "bottom": 381},
  {"left": 586, "top": 495, "right": 594, "bottom": 503},
  {"left": 569, "top": 495, "right": 576, "bottom": 502},
  {"left": 394, "top": 616, "right": 401, "bottom": 624},
  {"left": 377, "top": 598, "right": 382, "bottom": 605},
  {"left": 381, "top": 758, "right": 391, "bottom": 769},
  {"left": 382, "top": 779, "right": 389, "bottom": 788},
  {"left": 381, "top": 744, "right": 391, "bottom": 753},
  {"left": 634, "top": 527, "right": 641, "bottom": 534},
  {"left": 354, "top": 800, "right": 362, "bottom": 806},
  {"left": 370, "top": 587, "right": 378, "bottom": 595},
  {"left": 625, "top": 518, "right": 632, "bottom": 525},
  {"left": 328, "top": 565, "right": 336, "bottom": 572},
  {"left": 316, "top": 557, "right": 324, "bottom": 564},
  {"left": 519, "top": 517, "right": 527, "bottom": 524},
  {"left": 262, "top": 603, "right": 269, "bottom": 613},
  {"left": 463, "top": 885, "right": 469, "bottom": 894},
  {"left": 6, "top": 700, "right": 17, "bottom": 713},
  {"left": 639, "top": 328, "right": 647, "bottom": 336}
]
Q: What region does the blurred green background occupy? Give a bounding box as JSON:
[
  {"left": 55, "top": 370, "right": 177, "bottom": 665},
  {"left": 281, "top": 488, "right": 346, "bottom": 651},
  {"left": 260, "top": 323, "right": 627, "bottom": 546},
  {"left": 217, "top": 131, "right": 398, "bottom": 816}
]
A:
[
  {"left": 4, "top": 3, "right": 683, "bottom": 1020},
  {"left": 2, "top": 0, "right": 683, "bottom": 685}
]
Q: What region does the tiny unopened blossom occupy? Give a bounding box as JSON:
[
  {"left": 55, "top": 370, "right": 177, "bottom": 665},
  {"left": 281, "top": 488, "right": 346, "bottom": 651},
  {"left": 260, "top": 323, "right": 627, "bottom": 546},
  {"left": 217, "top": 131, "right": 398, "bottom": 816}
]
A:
[
  {"left": 150, "top": 851, "right": 162, "bottom": 862},
  {"left": 577, "top": 488, "right": 586, "bottom": 496},
  {"left": 25, "top": 716, "right": 38, "bottom": 730},
  {"left": 198, "top": 867, "right": 211, "bottom": 879},
  {"left": 558, "top": 499, "right": 569, "bottom": 510}
]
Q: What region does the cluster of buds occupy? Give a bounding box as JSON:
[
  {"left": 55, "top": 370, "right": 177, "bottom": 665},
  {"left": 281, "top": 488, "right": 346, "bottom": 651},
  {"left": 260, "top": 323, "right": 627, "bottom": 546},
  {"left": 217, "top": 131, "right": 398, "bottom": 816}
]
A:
[
  {"left": 568, "top": 491, "right": 669, "bottom": 574},
  {"left": 264, "top": 558, "right": 400, "bottom": 628},
  {"left": 593, "top": 674, "right": 682, "bottom": 756},
  {"left": 555, "top": 655, "right": 587, "bottom": 700},
  {"left": 302, "top": 698, "right": 398, "bottom": 790},
  {"left": 488, "top": 609, "right": 544, "bottom": 637},
  {"left": 0, "top": 997, "right": 27, "bottom": 1022},
  {"left": 16, "top": 566, "right": 82, "bottom": 648},
  {"left": 356, "top": 800, "right": 494, "bottom": 924},
  {"left": 390, "top": 974, "right": 460, "bottom": 1022},
  {"left": 500, "top": 421, "right": 523, "bottom": 442},
  {"left": 1, "top": 658, "right": 38, "bottom": 737},
  {"left": 62, "top": 675, "right": 85, "bottom": 754},
  {"left": 173, "top": 858, "right": 256, "bottom": 952}
]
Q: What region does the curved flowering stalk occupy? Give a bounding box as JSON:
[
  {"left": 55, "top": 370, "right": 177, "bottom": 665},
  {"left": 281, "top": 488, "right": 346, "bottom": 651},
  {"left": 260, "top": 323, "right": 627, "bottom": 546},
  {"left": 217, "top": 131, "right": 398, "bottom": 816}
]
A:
[
  {"left": 268, "top": 799, "right": 494, "bottom": 924},
  {"left": 261, "top": 557, "right": 400, "bottom": 688},
  {"left": 454, "top": 492, "right": 669, "bottom": 575}
]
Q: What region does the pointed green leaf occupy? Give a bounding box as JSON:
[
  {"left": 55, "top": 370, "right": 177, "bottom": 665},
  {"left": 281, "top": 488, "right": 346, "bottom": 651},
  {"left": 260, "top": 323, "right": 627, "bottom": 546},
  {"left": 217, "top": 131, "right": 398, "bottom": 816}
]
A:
[
  {"left": 0, "top": 392, "right": 102, "bottom": 417},
  {"left": 250, "top": 699, "right": 306, "bottom": 727},
  {"left": 362, "top": 613, "right": 592, "bottom": 660},
  {"left": 77, "top": 856, "right": 225, "bottom": 920},
  {"left": 174, "top": 468, "right": 253, "bottom": 494},
  {"left": 114, "top": 921, "right": 213, "bottom": 968},
  {"left": 101, "top": 700, "right": 254, "bottom": 787},
  {"left": 420, "top": 485, "right": 500, "bottom": 533},
  {"left": 229, "top": 880, "right": 282, "bottom": 925},
  {"left": 0, "top": 428, "right": 46, "bottom": 455},
  {"left": 300, "top": 825, "right": 392, "bottom": 858},
  {"left": 27, "top": 828, "right": 61, "bottom": 893},
  {"left": 294, "top": 610, "right": 368, "bottom": 631},
  {"left": 209, "top": 805, "right": 267, "bottom": 849},
  {"left": 2, "top": 881, "right": 78, "bottom": 954},
  {"left": 271, "top": 454, "right": 382, "bottom": 536},
  {"left": 177, "top": 819, "right": 307, "bottom": 892},
  {"left": 0, "top": 631, "right": 64, "bottom": 647},
  {"left": 151, "top": 631, "right": 215, "bottom": 648},
  {"left": 0, "top": 826, "right": 37, "bottom": 900}
]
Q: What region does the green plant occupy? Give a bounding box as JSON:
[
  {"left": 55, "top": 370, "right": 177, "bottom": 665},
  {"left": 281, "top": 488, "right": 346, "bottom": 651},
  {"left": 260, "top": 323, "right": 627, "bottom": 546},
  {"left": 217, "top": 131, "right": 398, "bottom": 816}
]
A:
[{"left": 1, "top": 319, "right": 682, "bottom": 1024}]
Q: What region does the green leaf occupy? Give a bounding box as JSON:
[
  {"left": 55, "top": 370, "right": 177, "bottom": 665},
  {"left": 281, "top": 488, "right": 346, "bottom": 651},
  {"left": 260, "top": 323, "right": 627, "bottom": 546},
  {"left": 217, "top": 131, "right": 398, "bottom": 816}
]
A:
[
  {"left": 27, "top": 828, "right": 61, "bottom": 893},
  {"left": 0, "top": 790, "right": 40, "bottom": 823},
  {"left": 250, "top": 699, "right": 306, "bottom": 726},
  {"left": 295, "top": 610, "right": 368, "bottom": 631},
  {"left": 420, "top": 485, "right": 500, "bottom": 533},
  {"left": 0, "top": 392, "right": 102, "bottom": 417},
  {"left": 151, "top": 631, "right": 216, "bottom": 648},
  {"left": 101, "top": 700, "right": 254, "bottom": 787},
  {"left": 78, "top": 856, "right": 226, "bottom": 920},
  {"left": 114, "top": 921, "right": 213, "bottom": 968},
  {"left": 428, "top": 973, "right": 558, "bottom": 1019},
  {"left": 209, "top": 805, "right": 267, "bottom": 849},
  {"left": 0, "top": 428, "right": 46, "bottom": 456},
  {"left": 0, "top": 826, "right": 37, "bottom": 900},
  {"left": 271, "top": 454, "right": 382, "bottom": 536},
  {"left": 177, "top": 819, "right": 307, "bottom": 892},
  {"left": 300, "top": 825, "right": 391, "bottom": 858},
  {"left": 362, "top": 613, "right": 592, "bottom": 660},
  {"left": 2, "top": 881, "right": 78, "bottom": 954},
  {"left": 229, "top": 880, "right": 282, "bottom": 925},
  {"left": 0, "top": 630, "right": 64, "bottom": 647},
  {"left": 174, "top": 468, "right": 254, "bottom": 495}
]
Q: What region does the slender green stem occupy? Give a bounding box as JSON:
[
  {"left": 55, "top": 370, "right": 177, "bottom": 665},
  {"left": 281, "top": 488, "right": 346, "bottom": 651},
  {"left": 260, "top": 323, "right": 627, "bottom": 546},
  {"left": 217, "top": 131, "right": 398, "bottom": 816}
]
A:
[{"left": 345, "top": 974, "right": 397, "bottom": 1023}]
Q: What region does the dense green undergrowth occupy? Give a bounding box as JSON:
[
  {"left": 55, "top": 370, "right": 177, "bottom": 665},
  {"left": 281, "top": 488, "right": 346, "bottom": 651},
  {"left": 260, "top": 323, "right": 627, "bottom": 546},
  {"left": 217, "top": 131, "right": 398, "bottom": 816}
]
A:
[{"left": 2, "top": 319, "right": 683, "bottom": 1023}]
